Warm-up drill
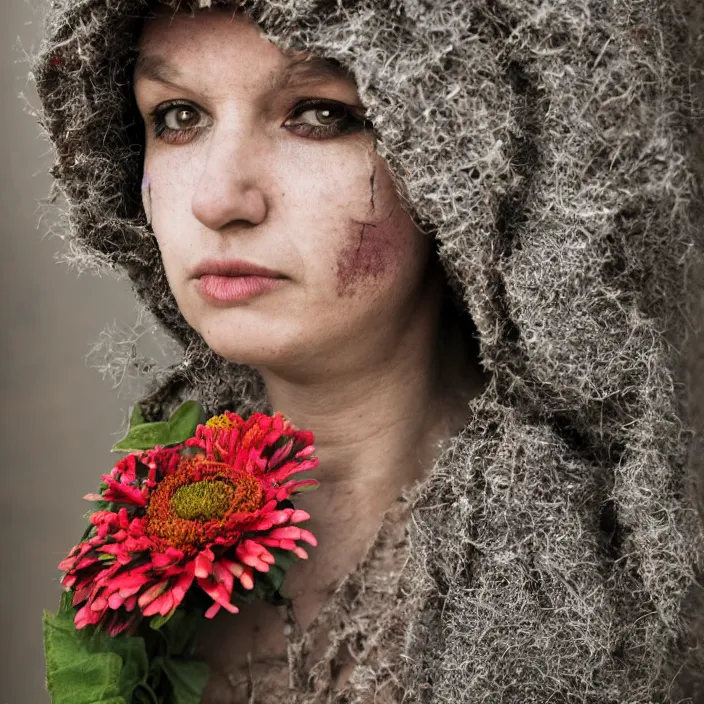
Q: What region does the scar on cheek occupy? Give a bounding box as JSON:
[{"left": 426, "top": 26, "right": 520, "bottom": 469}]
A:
[
  {"left": 141, "top": 171, "right": 152, "bottom": 225},
  {"left": 335, "top": 211, "right": 400, "bottom": 297}
]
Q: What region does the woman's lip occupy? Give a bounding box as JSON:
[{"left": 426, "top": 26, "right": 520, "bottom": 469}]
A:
[
  {"left": 191, "top": 258, "right": 284, "bottom": 279},
  {"left": 197, "top": 274, "right": 285, "bottom": 303}
]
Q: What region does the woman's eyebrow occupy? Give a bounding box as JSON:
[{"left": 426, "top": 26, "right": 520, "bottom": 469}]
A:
[
  {"left": 272, "top": 56, "right": 354, "bottom": 90},
  {"left": 133, "top": 54, "right": 181, "bottom": 88},
  {"left": 133, "top": 53, "right": 354, "bottom": 93}
]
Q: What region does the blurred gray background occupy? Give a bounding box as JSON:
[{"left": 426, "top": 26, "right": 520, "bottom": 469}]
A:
[
  {"left": 0, "top": 3, "right": 141, "bottom": 702},
  {"left": 1, "top": 2, "right": 703, "bottom": 704}
]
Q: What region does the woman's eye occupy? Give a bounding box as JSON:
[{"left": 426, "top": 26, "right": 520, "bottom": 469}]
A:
[
  {"left": 284, "top": 100, "right": 368, "bottom": 139},
  {"left": 146, "top": 99, "right": 370, "bottom": 145},
  {"left": 149, "top": 103, "right": 206, "bottom": 144},
  {"left": 163, "top": 106, "right": 200, "bottom": 130},
  {"left": 297, "top": 105, "right": 346, "bottom": 126}
]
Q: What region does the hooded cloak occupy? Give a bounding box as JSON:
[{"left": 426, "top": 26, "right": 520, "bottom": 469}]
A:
[{"left": 32, "top": 0, "right": 704, "bottom": 701}]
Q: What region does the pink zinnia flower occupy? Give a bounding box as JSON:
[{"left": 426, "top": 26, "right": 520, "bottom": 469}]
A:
[{"left": 59, "top": 412, "right": 318, "bottom": 635}]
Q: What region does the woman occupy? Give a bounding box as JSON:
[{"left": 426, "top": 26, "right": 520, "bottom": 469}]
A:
[{"left": 34, "top": 0, "right": 704, "bottom": 701}]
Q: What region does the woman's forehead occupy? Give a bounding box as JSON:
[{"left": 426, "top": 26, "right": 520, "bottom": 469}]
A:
[
  {"left": 136, "top": 8, "right": 354, "bottom": 93},
  {"left": 137, "top": 9, "right": 284, "bottom": 72}
]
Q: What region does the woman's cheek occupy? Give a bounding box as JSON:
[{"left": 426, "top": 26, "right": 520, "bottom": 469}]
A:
[
  {"left": 334, "top": 202, "right": 420, "bottom": 298},
  {"left": 144, "top": 170, "right": 189, "bottom": 304}
]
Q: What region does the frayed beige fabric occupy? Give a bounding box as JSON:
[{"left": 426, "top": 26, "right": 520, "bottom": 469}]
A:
[
  {"left": 198, "top": 489, "right": 416, "bottom": 702},
  {"left": 32, "top": 0, "right": 704, "bottom": 700}
]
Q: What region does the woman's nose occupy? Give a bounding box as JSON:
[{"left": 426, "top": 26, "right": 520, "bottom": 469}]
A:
[{"left": 191, "top": 125, "right": 268, "bottom": 231}]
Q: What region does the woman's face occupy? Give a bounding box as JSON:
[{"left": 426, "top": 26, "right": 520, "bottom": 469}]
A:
[{"left": 134, "top": 8, "right": 433, "bottom": 372}]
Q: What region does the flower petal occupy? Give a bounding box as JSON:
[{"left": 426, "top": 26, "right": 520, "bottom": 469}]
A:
[
  {"left": 194, "top": 552, "right": 213, "bottom": 579},
  {"left": 137, "top": 580, "right": 169, "bottom": 609}
]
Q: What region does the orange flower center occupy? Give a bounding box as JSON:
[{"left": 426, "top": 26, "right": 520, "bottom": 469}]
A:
[
  {"left": 170, "top": 480, "right": 235, "bottom": 521},
  {"left": 145, "top": 458, "right": 264, "bottom": 552}
]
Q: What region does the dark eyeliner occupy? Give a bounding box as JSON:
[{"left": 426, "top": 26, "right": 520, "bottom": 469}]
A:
[{"left": 285, "top": 98, "right": 371, "bottom": 139}]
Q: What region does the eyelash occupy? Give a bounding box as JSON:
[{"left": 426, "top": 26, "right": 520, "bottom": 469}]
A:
[{"left": 147, "top": 98, "right": 370, "bottom": 144}]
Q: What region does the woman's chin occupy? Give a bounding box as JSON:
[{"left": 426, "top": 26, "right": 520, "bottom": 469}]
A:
[
  {"left": 194, "top": 310, "right": 359, "bottom": 372},
  {"left": 201, "top": 333, "right": 296, "bottom": 369}
]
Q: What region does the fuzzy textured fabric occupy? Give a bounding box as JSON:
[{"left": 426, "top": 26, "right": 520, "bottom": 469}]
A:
[{"left": 31, "top": 0, "right": 704, "bottom": 701}]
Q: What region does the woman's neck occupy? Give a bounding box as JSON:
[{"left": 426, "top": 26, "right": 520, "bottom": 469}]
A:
[
  {"left": 257, "top": 287, "right": 484, "bottom": 501},
  {"left": 264, "top": 354, "right": 440, "bottom": 491},
  {"left": 252, "top": 286, "right": 485, "bottom": 630}
]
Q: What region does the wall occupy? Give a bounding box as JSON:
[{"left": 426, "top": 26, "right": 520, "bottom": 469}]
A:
[{"left": 0, "top": 4, "right": 140, "bottom": 702}]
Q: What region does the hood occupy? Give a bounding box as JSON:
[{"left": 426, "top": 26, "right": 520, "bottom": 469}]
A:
[{"left": 33, "top": 0, "right": 704, "bottom": 700}]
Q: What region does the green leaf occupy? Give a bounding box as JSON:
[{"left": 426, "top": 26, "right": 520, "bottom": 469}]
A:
[
  {"left": 111, "top": 401, "right": 206, "bottom": 453},
  {"left": 232, "top": 585, "right": 260, "bottom": 604},
  {"left": 112, "top": 639, "right": 150, "bottom": 700},
  {"left": 160, "top": 657, "right": 210, "bottom": 704},
  {"left": 132, "top": 685, "right": 159, "bottom": 704},
  {"left": 130, "top": 403, "right": 146, "bottom": 428},
  {"left": 111, "top": 422, "right": 171, "bottom": 452},
  {"left": 160, "top": 610, "right": 202, "bottom": 658},
  {"left": 269, "top": 547, "right": 298, "bottom": 573},
  {"left": 293, "top": 481, "right": 319, "bottom": 493},
  {"left": 43, "top": 594, "right": 148, "bottom": 704},
  {"left": 148, "top": 609, "right": 177, "bottom": 632},
  {"left": 260, "top": 564, "right": 285, "bottom": 592},
  {"left": 166, "top": 401, "right": 206, "bottom": 445}
]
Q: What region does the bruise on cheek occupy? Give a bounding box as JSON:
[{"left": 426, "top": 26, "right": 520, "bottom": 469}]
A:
[{"left": 335, "top": 208, "right": 401, "bottom": 297}]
